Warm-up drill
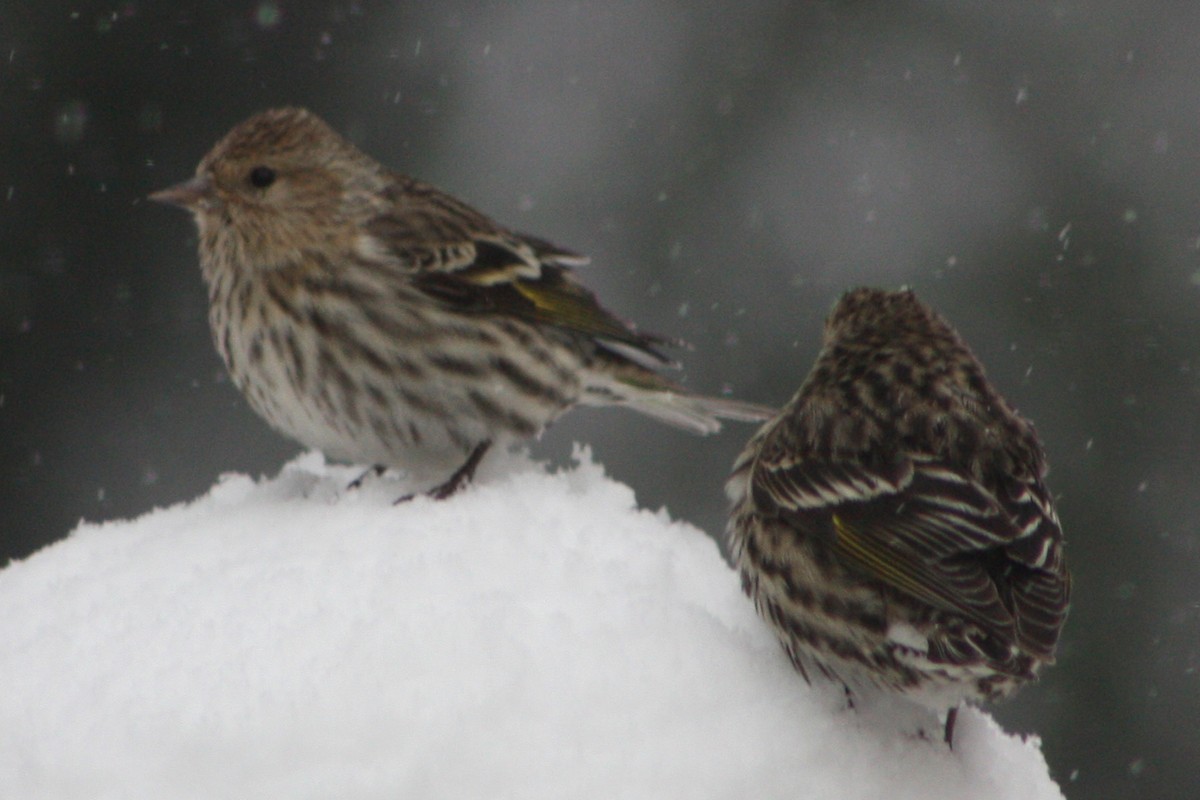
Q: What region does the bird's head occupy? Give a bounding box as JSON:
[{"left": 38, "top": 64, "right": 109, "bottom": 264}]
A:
[{"left": 151, "top": 107, "right": 385, "bottom": 273}]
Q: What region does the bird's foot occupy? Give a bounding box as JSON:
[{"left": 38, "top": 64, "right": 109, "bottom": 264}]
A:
[
  {"left": 393, "top": 441, "right": 492, "bottom": 504},
  {"left": 347, "top": 464, "right": 387, "bottom": 491}
]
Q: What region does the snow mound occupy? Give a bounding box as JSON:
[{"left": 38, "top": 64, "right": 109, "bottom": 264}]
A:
[{"left": 0, "top": 448, "right": 1063, "bottom": 799}]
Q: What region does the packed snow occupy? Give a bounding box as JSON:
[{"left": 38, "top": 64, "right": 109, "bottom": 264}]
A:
[{"left": 0, "top": 448, "right": 1064, "bottom": 799}]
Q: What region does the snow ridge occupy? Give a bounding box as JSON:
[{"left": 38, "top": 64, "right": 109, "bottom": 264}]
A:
[{"left": 0, "top": 448, "right": 1063, "bottom": 799}]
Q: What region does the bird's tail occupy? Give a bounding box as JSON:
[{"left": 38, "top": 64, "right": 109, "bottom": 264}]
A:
[{"left": 580, "top": 370, "right": 775, "bottom": 435}]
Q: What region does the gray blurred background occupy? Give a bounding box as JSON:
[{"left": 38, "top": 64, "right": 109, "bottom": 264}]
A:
[{"left": 1, "top": 2, "right": 1197, "bottom": 797}]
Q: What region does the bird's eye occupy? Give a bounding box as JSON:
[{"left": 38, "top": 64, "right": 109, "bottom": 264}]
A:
[{"left": 248, "top": 166, "right": 276, "bottom": 189}]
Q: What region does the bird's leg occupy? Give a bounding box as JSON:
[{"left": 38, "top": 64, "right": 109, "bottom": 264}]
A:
[
  {"left": 427, "top": 440, "right": 492, "bottom": 499},
  {"left": 347, "top": 464, "right": 387, "bottom": 491},
  {"left": 394, "top": 441, "right": 492, "bottom": 504},
  {"left": 944, "top": 706, "right": 959, "bottom": 749}
]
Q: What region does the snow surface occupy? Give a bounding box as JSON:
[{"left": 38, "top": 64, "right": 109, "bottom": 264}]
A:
[{"left": 0, "top": 448, "right": 1064, "bottom": 799}]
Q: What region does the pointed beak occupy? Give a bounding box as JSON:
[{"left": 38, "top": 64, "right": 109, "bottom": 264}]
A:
[{"left": 148, "top": 175, "right": 214, "bottom": 210}]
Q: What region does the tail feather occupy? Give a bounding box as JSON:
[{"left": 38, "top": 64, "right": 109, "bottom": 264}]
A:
[{"left": 581, "top": 373, "right": 775, "bottom": 435}]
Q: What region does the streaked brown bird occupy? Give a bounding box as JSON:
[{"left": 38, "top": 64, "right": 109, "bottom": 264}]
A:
[
  {"left": 726, "top": 287, "right": 1069, "bottom": 746},
  {"left": 151, "top": 107, "right": 771, "bottom": 498}
]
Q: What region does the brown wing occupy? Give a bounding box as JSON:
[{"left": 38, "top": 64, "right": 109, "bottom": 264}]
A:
[
  {"left": 366, "top": 178, "right": 676, "bottom": 368},
  {"left": 751, "top": 450, "right": 1069, "bottom": 662}
]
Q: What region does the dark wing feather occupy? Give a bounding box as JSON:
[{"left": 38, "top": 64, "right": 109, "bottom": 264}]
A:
[
  {"left": 512, "top": 231, "right": 591, "bottom": 267},
  {"left": 752, "top": 451, "right": 1069, "bottom": 660},
  {"left": 992, "top": 480, "right": 1071, "bottom": 660},
  {"left": 365, "top": 188, "right": 676, "bottom": 367}
]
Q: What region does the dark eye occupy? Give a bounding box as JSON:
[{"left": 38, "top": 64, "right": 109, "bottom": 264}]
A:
[{"left": 248, "top": 165, "right": 276, "bottom": 189}]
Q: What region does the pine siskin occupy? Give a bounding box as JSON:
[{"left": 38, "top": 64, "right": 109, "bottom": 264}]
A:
[
  {"left": 726, "top": 287, "right": 1069, "bottom": 746},
  {"left": 151, "top": 107, "right": 771, "bottom": 498}
]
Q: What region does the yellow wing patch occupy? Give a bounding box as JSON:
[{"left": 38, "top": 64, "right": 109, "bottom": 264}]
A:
[
  {"left": 512, "top": 280, "right": 635, "bottom": 343},
  {"left": 831, "top": 513, "right": 955, "bottom": 614}
]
